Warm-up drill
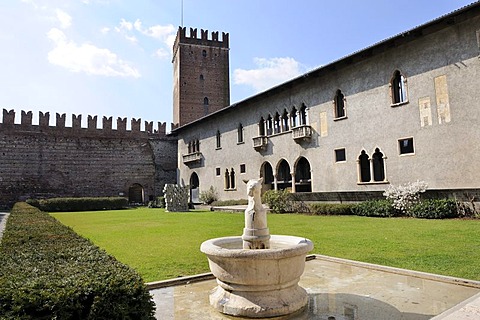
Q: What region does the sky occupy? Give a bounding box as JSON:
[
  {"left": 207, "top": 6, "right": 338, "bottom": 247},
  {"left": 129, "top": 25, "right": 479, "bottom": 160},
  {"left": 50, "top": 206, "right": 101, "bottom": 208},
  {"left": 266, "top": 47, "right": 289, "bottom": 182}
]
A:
[{"left": 0, "top": 0, "right": 476, "bottom": 130}]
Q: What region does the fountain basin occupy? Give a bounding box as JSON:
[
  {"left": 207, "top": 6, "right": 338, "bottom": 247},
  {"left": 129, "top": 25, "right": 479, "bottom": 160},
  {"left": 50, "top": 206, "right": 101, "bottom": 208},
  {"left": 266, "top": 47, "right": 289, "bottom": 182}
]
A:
[{"left": 200, "top": 235, "right": 314, "bottom": 318}]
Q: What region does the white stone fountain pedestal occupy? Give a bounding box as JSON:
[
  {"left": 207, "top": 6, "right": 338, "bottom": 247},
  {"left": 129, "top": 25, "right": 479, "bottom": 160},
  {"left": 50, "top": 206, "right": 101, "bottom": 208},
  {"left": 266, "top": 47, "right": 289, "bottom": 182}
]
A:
[{"left": 200, "top": 235, "right": 314, "bottom": 318}]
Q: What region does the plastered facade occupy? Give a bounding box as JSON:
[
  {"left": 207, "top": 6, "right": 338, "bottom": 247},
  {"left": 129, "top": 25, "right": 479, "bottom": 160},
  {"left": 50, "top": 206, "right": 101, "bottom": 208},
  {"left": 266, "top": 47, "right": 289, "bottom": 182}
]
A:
[{"left": 174, "top": 4, "right": 480, "bottom": 202}]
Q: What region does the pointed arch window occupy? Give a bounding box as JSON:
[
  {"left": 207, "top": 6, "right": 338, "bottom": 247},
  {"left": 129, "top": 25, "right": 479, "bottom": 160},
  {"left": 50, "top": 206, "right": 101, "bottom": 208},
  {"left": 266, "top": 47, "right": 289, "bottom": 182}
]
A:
[
  {"left": 299, "top": 104, "right": 308, "bottom": 125},
  {"left": 391, "top": 70, "right": 408, "bottom": 105},
  {"left": 224, "top": 169, "right": 230, "bottom": 189},
  {"left": 258, "top": 117, "right": 266, "bottom": 136},
  {"left": 266, "top": 115, "right": 273, "bottom": 136},
  {"left": 334, "top": 89, "right": 346, "bottom": 119},
  {"left": 357, "top": 148, "right": 387, "bottom": 183},
  {"left": 203, "top": 97, "right": 209, "bottom": 116},
  {"left": 230, "top": 168, "right": 236, "bottom": 189},
  {"left": 358, "top": 151, "right": 371, "bottom": 183},
  {"left": 237, "top": 123, "right": 244, "bottom": 143},
  {"left": 273, "top": 112, "right": 281, "bottom": 134},
  {"left": 216, "top": 130, "right": 221, "bottom": 149},
  {"left": 372, "top": 148, "right": 385, "bottom": 182},
  {"left": 282, "top": 109, "right": 289, "bottom": 131},
  {"left": 291, "top": 107, "right": 298, "bottom": 128}
]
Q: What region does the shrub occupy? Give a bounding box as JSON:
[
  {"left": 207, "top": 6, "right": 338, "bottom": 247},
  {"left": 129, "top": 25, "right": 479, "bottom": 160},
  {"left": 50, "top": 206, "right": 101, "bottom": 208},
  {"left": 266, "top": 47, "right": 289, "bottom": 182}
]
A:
[
  {"left": 383, "top": 180, "right": 427, "bottom": 215},
  {"left": 0, "top": 202, "right": 155, "bottom": 319},
  {"left": 27, "top": 197, "right": 128, "bottom": 212},
  {"left": 351, "top": 200, "right": 398, "bottom": 217},
  {"left": 409, "top": 199, "right": 458, "bottom": 219},
  {"left": 199, "top": 186, "right": 218, "bottom": 205},
  {"left": 148, "top": 196, "right": 165, "bottom": 208},
  {"left": 262, "top": 189, "right": 294, "bottom": 213},
  {"left": 308, "top": 203, "right": 356, "bottom": 216}
]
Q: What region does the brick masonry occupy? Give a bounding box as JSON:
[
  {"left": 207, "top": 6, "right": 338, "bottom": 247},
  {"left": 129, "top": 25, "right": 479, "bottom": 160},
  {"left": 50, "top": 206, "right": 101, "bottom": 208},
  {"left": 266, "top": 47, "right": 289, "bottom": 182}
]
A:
[{"left": 0, "top": 109, "right": 177, "bottom": 209}]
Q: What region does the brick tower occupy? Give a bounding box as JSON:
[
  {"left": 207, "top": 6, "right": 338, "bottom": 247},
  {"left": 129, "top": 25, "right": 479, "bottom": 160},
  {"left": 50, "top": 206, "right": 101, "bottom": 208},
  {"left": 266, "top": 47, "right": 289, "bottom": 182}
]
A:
[{"left": 172, "top": 27, "right": 230, "bottom": 127}]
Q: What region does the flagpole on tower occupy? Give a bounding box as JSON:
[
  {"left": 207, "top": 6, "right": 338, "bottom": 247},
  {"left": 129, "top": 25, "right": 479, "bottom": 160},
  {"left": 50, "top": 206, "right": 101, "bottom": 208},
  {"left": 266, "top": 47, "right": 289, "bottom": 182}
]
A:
[{"left": 181, "top": 0, "right": 184, "bottom": 27}]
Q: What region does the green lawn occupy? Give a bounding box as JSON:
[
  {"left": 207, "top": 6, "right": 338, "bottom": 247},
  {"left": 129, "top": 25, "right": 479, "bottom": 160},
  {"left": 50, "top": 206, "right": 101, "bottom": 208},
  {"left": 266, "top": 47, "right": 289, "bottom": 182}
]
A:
[{"left": 51, "top": 208, "right": 480, "bottom": 283}]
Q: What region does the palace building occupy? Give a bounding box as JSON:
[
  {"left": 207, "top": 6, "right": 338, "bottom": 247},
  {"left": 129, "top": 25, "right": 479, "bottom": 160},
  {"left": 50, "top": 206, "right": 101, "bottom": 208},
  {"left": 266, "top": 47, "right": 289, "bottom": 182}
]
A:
[{"left": 171, "top": 2, "right": 480, "bottom": 203}]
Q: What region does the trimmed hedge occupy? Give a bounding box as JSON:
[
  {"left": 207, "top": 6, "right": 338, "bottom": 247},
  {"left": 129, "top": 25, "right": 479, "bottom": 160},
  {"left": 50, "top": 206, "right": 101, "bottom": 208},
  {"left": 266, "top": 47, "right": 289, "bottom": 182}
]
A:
[
  {"left": 351, "top": 200, "right": 398, "bottom": 217},
  {"left": 409, "top": 199, "right": 458, "bottom": 219},
  {"left": 26, "top": 197, "right": 128, "bottom": 212},
  {"left": 0, "top": 203, "right": 155, "bottom": 319},
  {"left": 210, "top": 199, "right": 248, "bottom": 206},
  {"left": 308, "top": 203, "right": 356, "bottom": 216}
]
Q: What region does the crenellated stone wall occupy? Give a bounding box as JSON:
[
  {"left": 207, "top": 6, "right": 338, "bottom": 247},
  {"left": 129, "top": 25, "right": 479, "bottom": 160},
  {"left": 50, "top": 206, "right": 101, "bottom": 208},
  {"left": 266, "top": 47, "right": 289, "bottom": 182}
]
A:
[{"left": 0, "top": 109, "right": 177, "bottom": 209}]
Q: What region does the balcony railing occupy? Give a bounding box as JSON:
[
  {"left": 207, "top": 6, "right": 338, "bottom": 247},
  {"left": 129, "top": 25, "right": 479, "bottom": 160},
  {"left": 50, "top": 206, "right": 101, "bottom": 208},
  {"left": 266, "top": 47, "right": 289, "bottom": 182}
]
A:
[
  {"left": 252, "top": 136, "right": 268, "bottom": 150},
  {"left": 292, "top": 125, "right": 312, "bottom": 141},
  {"left": 182, "top": 151, "right": 202, "bottom": 164}
]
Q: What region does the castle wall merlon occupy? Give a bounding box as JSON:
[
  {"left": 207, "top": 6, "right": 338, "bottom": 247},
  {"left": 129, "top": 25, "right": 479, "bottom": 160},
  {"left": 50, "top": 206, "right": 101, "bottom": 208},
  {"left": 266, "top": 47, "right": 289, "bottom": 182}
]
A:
[
  {"left": 131, "top": 118, "right": 141, "bottom": 132},
  {"left": 56, "top": 113, "right": 66, "bottom": 128},
  {"left": 88, "top": 115, "right": 97, "bottom": 130},
  {"left": 145, "top": 121, "right": 153, "bottom": 133},
  {"left": 21, "top": 111, "right": 32, "bottom": 126},
  {"left": 117, "top": 117, "right": 127, "bottom": 132},
  {"left": 0, "top": 109, "right": 167, "bottom": 136},
  {"left": 103, "top": 116, "right": 113, "bottom": 130},
  {"left": 72, "top": 114, "right": 82, "bottom": 129},
  {"left": 39, "top": 112, "right": 50, "bottom": 127},
  {"left": 3, "top": 109, "right": 15, "bottom": 125}
]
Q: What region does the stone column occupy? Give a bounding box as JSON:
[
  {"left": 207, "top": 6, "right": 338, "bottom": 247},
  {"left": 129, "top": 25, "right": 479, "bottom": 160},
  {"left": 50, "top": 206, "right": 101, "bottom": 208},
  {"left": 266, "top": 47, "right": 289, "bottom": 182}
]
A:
[
  {"left": 290, "top": 172, "right": 296, "bottom": 193},
  {"left": 273, "top": 171, "right": 278, "bottom": 191}
]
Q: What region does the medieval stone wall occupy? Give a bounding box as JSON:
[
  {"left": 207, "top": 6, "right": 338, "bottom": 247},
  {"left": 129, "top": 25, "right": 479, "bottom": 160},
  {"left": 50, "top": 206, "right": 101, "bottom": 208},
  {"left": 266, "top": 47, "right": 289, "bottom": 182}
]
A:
[{"left": 0, "top": 109, "right": 177, "bottom": 209}]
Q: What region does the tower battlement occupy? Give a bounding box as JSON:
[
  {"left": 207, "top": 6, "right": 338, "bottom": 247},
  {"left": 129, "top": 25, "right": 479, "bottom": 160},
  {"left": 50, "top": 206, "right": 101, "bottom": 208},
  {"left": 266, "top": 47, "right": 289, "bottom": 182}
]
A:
[{"left": 173, "top": 27, "right": 229, "bottom": 52}]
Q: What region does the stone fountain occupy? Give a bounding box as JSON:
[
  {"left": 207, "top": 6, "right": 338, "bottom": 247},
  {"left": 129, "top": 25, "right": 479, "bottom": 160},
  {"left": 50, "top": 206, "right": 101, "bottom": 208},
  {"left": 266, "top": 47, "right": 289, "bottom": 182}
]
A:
[{"left": 200, "top": 178, "right": 314, "bottom": 318}]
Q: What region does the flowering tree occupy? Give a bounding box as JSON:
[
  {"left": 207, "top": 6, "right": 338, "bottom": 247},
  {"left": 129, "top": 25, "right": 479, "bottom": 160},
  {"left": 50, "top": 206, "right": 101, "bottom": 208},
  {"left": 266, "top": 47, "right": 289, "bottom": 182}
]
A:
[{"left": 383, "top": 180, "right": 428, "bottom": 215}]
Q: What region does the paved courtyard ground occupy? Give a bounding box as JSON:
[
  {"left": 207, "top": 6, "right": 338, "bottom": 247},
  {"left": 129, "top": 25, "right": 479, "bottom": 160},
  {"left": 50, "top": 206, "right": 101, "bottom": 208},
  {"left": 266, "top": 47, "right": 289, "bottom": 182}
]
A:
[{"left": 149, "top": 255, "right": 480, "bottom": 320}]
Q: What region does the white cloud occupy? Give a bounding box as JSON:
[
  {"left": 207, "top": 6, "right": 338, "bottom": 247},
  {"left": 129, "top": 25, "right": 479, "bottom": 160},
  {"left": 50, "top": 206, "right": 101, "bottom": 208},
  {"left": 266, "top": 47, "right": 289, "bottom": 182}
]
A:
[
  {"left": 55, "top": 9, "right": 72, "bottom": 29},
  {"left": 47, "top": 28, "right": 140, "bottom": 78},
  {"left": 234, "top": 57, "right": 305, "bottom": 92},
  {"left": 101, "top": 27, "right": 110, "bottom": 34},
  {"left": 153, "top": 48, "right": 169, "bottom": 59},
  {"left": 135, "top": 20, "right": 175, "bottom": 45},
  {"left": 117, "top": 19, "right": 175, "bottom": 46}
]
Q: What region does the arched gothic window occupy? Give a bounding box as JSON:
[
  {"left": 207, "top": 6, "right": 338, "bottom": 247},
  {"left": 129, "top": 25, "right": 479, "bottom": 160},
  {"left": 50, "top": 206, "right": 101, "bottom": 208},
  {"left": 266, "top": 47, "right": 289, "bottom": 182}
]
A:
[
  {"left": 258, "top": 117, "right": 265, "bottom": 136},
  {"left": 282, "top": 109, "right": 289, "bottom": 131},
  {"left": 391, "top": 70, "right": 408, "bottom": 104},
  {"left": 357, "top": 148, "right": 387, "bottom": 183},
  {"left": 372, "top": 148, "right": 385, "bottom": 182},
  {"left": 224, "top": 169, "right": 230, "bottom": 189},
  {"left": 216, "top": 130, "right": 221, "bottom": 149},
  {"left": 230, "top": 168, "right": 236, "bottom": 189},
  {"left": 358, "top": 151, "right": 371, "bottom": 183},
  {"left": 291, "top": 107, "right": 298, "bottom": 128},
  {"left": 266, "top": 115, "right": 273, "bottom": 136},
  {"left": 237, "top": 123, "right": 244, "bottom": 143},
  {"left": 334, "top": 89, "right": 346, "bottom": 118},
  {"left": 273, "top": 112, "right": 281, "bottom": 134},
  {"left": 299, "top": 104, "right": 308, "bottom": 125}
]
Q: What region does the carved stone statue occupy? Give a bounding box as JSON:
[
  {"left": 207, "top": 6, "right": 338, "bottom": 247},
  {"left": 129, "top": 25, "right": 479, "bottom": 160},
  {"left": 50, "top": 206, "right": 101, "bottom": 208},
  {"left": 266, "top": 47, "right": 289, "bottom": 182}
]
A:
[{"left": 241, "top": 178, "right": 270, "bottom": 249}]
